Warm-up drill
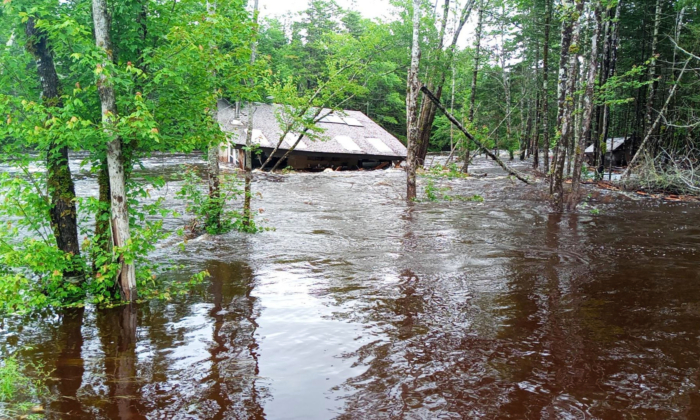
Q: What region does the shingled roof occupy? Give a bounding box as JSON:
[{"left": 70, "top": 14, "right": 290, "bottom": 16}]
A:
[
  {"left": 585, "top": 137, "right": 627, "bottom": 154},
  {"left": 217, "top": 100, "right": 407, "bottom": 159}
]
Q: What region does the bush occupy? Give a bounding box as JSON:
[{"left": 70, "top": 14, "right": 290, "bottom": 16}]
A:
[
  {"left": 0, "top": 164, "right": 209, "bottom": 314},
  {"left": 176, "top": 165, "right": 268, "bottom": 236}
]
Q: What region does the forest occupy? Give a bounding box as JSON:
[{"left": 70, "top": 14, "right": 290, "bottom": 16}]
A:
[{"left": 1, "top": 0, "right": 700, "bottom": 417}]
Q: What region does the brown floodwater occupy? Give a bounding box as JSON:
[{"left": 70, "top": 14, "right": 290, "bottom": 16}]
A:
[{"left": 2, "top": 154, "right": 700, "bottom": 419}]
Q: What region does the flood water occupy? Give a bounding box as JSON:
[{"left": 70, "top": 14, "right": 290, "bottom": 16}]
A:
[{"left": 2, "top": 154, "right": 700, "bottom": 419}]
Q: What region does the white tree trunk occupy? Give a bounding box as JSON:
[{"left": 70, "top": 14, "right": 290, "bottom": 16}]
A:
[
  {"left": 644, "top": 0, "right": 662, "bottom": 134},
  {"left": 92, "top": 0, "right": 136, "bottom": 301},
  {"left": 406, "top": 0, "right": 422, "bottom": 200},
  {"left": 568, "top": 2, "right": 601, "bottom": 210},
  {"left": 206, "top": 1, "right": 222, "bottom": 231}
]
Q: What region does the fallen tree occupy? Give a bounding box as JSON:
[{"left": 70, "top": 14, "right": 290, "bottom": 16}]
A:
[{"left": 420, "top": 86, "right": 532, "bottom": 185}]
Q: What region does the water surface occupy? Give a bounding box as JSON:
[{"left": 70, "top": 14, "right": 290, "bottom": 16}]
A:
[{"left": 2, "top": 154, "right": 700, "bottom": 419}]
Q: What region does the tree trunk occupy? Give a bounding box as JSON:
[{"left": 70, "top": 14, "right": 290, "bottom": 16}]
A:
[
  {"left": 643, "top": 0, "right": 662, "bottom": 140},
  {"left": 92, "top": 0, "right": 136, "bottom": 301},
  {"left": 25, "top": 17, "right": 83, "bottom": 281},
  {"left": 463, "top": 1, "right": 484, "bottom": 173},
  {"left": 94, "top": 164, "right": 112, "bottom": 269},
  {"left": 552, "top": 0, "right": 583, "bottom": 211},
  {"left": 406, "top": 0, "right": 422, "bottom": 201},
  {"left": 541, "top": 0, "right": 552, "bottom": 174},
  {"left": 499, "top": 2, "right": 511, "bottom": 160},
  {"left": 206, "top": 1, "right": 222, "bottom": 232},
  {"left": 415, "top": 0, "right": 476, "bottom": 165},
  {"left": 243, "top": 0, "right": 259, "bottom": 228},
  {"left": 551, "top": 0, "right": 576, "bottom": 182},
  {"left": 598, "top": 0, "right": 621, "bottom": 175},
  {"left": 568, "top": 2, "right": 601, "bottom": 211}
]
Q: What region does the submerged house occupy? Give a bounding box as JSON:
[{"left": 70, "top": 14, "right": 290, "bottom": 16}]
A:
[
  {"left": 217, "top": 100, "right": 407, "bottom": 170},
  {"left": 585, "top": 137, "right": 632, "bottom": 167}
]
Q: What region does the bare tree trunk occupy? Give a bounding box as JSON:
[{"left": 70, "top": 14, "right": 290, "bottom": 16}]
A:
[
  {"left": 206, "top": 1, "right": 222, "bottom": 232},
  {"left": 415, "top": 0, "right": 476, "bottom": 165},
  {"left": 95, "top": 164, "right": 112, "bottom": 269},
  {"left": 499, "top": 2, "right": 511, "bottom": 160},
  {"left": 25, "top": 17, "right": 83, "bottom": 281},
  {"left": 568, "top": 2, "right": 601, "bottom": 211},
  {"left": 531, "top": 15, "right": 541, "bottom": 167},
  {"left": 600, "top": 0, "right": 621, "bottom": 173},
  {"left": 541, "top": 0, "right": 552, "bottom": 174},
  {"left": 552, "top": 0, "right": 583, "bottom": 212},
  {"left": 551, "top": 0, "right": 576, "bottom": 183},
  {"left": 414, "top": 0, "right": 450, "bottom": 165},
  {"left": 243, "top": 0, "right": 259, "bottom": 228},
  {"left": 406, "top": 0, "right": 422, "bottom": 201},
  {"left": 643, "top": 0, "right": 662, "bottom": 140},
  {"left": 92, "top": 0, "right": 136, "bottom": 301},
  {"left": 463, "top": 1, "right": 484, "bottom": 173},
  {"left": 445, "top": 62, "right": 455, "bottom": 165}
]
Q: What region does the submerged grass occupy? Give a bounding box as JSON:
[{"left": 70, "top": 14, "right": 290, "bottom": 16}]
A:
[
  {"left": 0, "top": 357, "right": 50, "bottom": 419},
  {"left": 417, "top": 178, "right": 484, "bottom": 203}
]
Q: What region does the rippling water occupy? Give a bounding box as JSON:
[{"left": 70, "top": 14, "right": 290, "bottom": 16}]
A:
[{"left": 2, "top": 153, "right": 700, "bottom": 419}]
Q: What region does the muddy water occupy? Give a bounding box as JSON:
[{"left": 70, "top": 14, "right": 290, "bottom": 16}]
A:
[{"left": 2, "top": 154, "right": 700, "bottom": 419}]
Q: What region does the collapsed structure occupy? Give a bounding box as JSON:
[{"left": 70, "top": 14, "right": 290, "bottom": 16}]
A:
[
  {"left": 585, "top": 137, "right": 633, "bottom": 167},
  {"left": 218, "top": 100, "right": 407, "bottom": 170}
]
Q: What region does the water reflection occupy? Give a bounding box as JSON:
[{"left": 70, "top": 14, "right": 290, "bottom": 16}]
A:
[
  {"left": 49, "top": 308, "right": 89, "bottom": 419},
  {"left": 202, "top": 260, "right": 265, "bottom": 419},
  {"left": 96, "top": 304, "right": 145, "bottom": 419}
]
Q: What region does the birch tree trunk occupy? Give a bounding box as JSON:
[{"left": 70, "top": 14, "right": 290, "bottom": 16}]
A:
[
  {"left": 551, "top": 0, "right": 576, "bottom": 184},
  {"left": 462, "top": 1, "right": 484, "bottom": 173},
  {"left": 406, "top": 0, "right": 422, "bottom": 201},
  {"left": 541, "top": 0, "right": 552, "bottom": 173},
  {"left": 415, "top": 0, "right": 476, "bottom": 164},
  {"left": 92, "top": 0, "right": 136, "bottom": 301},
  {"left": 25, "top": 17, "right": 83, "bottom": 281},
  {"left": 243, "top": 0, "right": 259, "bottom": 228},
  {"left": 643, "top": 0, "right": 662, "bottom": 146},
  {"left": 552, "top": 0, "right": 583, "bottom": 212},
  {"left": 206, "top": 1, "right": 222, "bottom": 232},
  {"left": 568, "top": 2, "right": 601, "bottom": 210},
  {"left": 597, "top": 0, "right": 621, "bottom": 175}
]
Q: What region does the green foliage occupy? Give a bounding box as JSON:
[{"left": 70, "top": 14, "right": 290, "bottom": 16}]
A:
[
  {"left": 426, "top": 163, "right": 469, "bottom": 179},
  {"left": 417, "top": 177, "right": 485, "bottom": 203},
  {"left": 0, "top": 163, "right": 211, "bottom": 313},
  {"left": 424, "top": 179, "right": 440, "bottom": 202},
  {"left": 176, "top": 166, "right": 268, "bottom": 235},
  {"left": 449, "top": 194, "right": 485, "bottom": 202},
  {"left": 0, "top": 357, "right": 50, "bottom": 419},
  {"left": 0, "top": 170, "right": 85, "bottom": 313}
]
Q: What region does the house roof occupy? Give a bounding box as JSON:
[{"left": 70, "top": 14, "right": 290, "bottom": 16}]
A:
[
  {"left": 585, "top": 137, "right": 626, "bottom": 154},
  {"left": 217, "top": 100, "right": 407, "bottom": 159}
]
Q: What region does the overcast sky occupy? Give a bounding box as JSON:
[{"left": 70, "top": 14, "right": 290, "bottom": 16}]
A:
[
  {"left": 254, "top": 0, "right": 480, "bottom": 49},
  {"left": 257, "top": 0, "right": 398, "bottom": 22}
]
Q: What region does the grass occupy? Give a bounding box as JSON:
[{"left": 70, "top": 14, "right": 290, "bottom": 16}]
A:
[
  {"left": 0, "top": 357, "right": 50, "bottom": 419},
  {"left": 418, "top": 179, "right": 485, "bottom": 203}
]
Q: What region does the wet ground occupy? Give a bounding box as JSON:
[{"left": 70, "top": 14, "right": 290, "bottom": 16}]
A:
[{"left": 2, "top": 154, "right": 700, "bottom": 419}]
